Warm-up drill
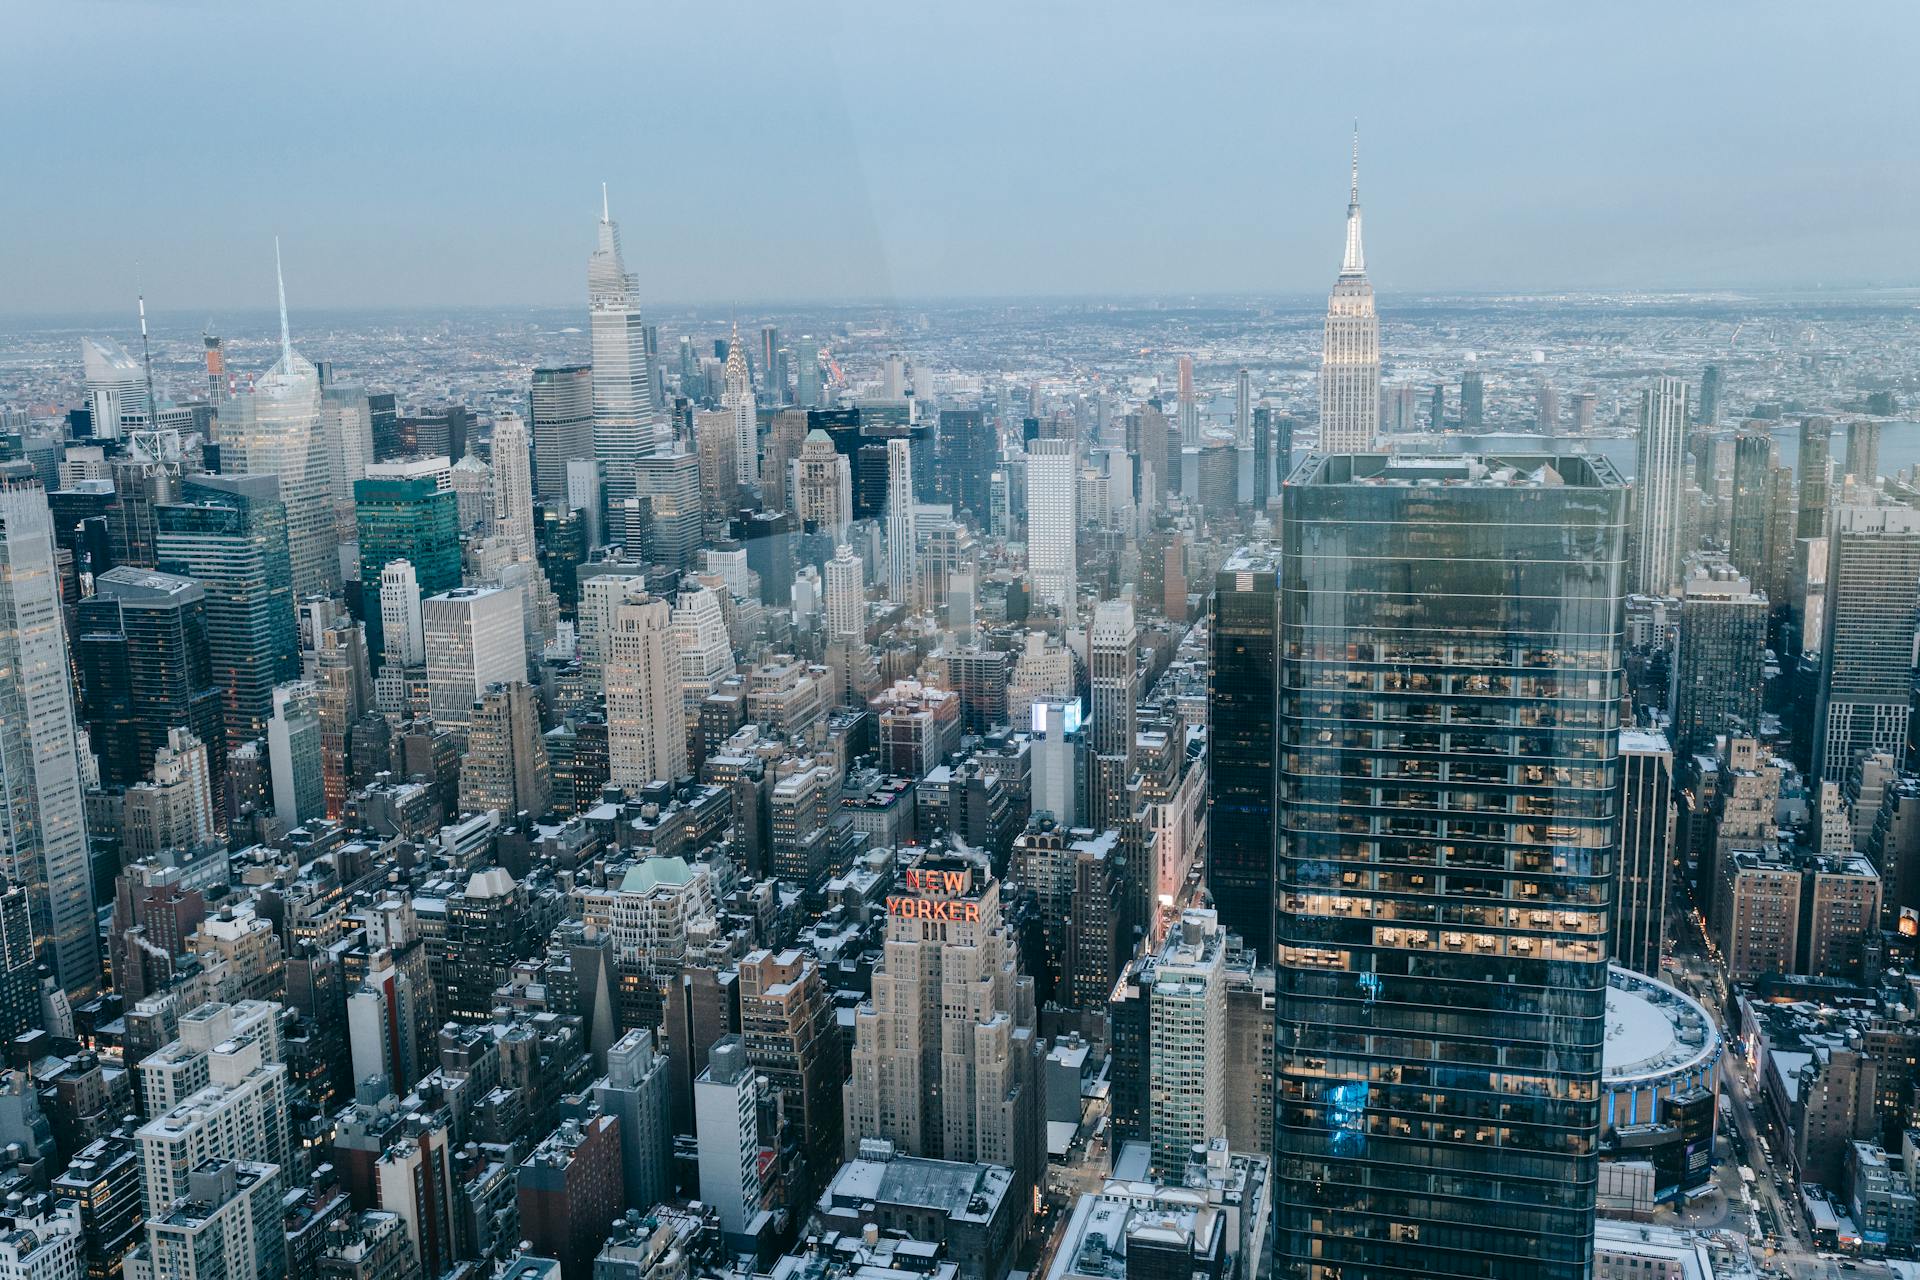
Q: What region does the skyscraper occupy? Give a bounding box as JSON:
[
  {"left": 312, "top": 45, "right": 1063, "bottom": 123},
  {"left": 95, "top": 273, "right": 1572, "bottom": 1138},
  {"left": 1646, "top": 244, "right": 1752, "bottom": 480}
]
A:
[
  {"left": 1671, "top": 562, "right": 1767, "bottom": 760},
  {"left": 605, "top": 594, "right": 685, "bottom": 792},
  {"left": 268, "top": 680, "right": 325, "bottom": 827},
  {"left": 1251, "top": 406, "right": 1273, "bottom": 510},
  {"left": 1318, "top": 130, "right": 1380, "bottom": 453},
  {"left": 843, "top": 849, "right": 1042, "bottom": 1212},
  {"left": 738, "top": 947, "right": 843, "bottom": 1202},
  {"left": 936, "top": 409, "right": 995, "bottom": 523},
  {"left": 1274, "top": 453, "right": 1625, "bottom": 1280},
  {"left": 759, "top": 324, "right": 781, "bottom": 396},
  {"left": 1813, "top": 505, "right": 1920, "bottom": 783},
  {"left": 1208, "top": 549, "right": 1278, "bottom": 959},
  {"left": 321, "top": 384, "right": 375, "bottom": 543},
  {"left": 631, "top": 449, "right": 703, "bottom": 570},
  {"left": 694, "top": 1039, "right": 762, "bottom": 1240},
  {"left": 155, "top": 474, "right": 300, "bottom": 750},
  {"left": 76, "top": 567, "right": 222, "bottom": 790},
  {"left": 825, "top": 544, "right": 864, "bottom": 643},
  {"left": 1633, "top": 375, "right": 1688, "bottom": 596},
  {"left": 422, "top": 587, "right": 527, "bottom": 745},
  {"left": 1727, "top": 428, "right": 1777, "bottom": 586},
  {"left": 1847, "top": 418, "right": 1882, "bottom": 485},
  {"left": 1459, "top": 368, "right": 1485, "bottom": 429},
  {"left": 530, "top": 364, "right": 594, "bottom": 504},
  {"left": 1616, "top": 729, "right": 1674, "bottom": 977},
  {"left": 590, "top": 189, "right": 661, "bottom": 546},
  {"left": 222, "top": 248, "right": 338, "bottom": 599},
  {"left": 1146, "top": 909, "right": 1227, "bottom": 1175},
  {"left": 723, "top": 324, "right": 757, "bottom": 488},
  {"left": 82, "top": 336, "right": 149, "bottom": 439},
  {"left": 1176, "top": 355, "right": 1200, "bottom": 447},
  {"left": 459, "top": 680, "right": 552, "bottom": 819},
  {"left": 378, "top": 560, "right": 425, "bottom": 670},
  {"left": 1233, "top": 368, "right": 1252, "bottom": 446},
  {"left": 1088, "top": 599, "right": 1139, "bottom": 834},
  {"left": 1026, "top": 438, "right": 1076, "bottom": 613},
  {"left": 0, "top": 484, "right": 100, "bottom": 997},
  {"left": 1797, "top": 416, "right": 1832, "bottom": 541},
  {"left": 491, "top": 410, "right": 537, "bottom": 564},
  {"left": 354, "top": 470, "right": 459, "bottom": 669},
  {"left": 1698, "top": 363, "right": 1723, "bottom": 425},
  {"left": 793, "top": 430, "right": 853, "bottom": 542},
  {"left": 884, "top": 437, "right": 917, "bottom": 605}
]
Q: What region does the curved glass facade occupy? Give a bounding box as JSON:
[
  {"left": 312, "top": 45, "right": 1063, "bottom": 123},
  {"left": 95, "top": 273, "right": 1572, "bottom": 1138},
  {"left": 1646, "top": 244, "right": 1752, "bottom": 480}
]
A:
[{"left": 1273, "top": 454, "right": 1627, "bottom": 1280}]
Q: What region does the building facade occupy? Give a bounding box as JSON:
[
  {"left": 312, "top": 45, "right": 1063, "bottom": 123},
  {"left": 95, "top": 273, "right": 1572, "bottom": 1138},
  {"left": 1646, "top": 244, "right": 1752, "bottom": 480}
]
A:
[{"left": 1274, "top": 453, "right": 1626, "bottom": 1280}]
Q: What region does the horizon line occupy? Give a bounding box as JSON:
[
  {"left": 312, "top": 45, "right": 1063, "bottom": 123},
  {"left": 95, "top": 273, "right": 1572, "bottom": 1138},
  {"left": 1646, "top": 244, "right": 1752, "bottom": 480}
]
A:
[{"left": 9, "top": 281, "right": 1920, "bottom": 326}]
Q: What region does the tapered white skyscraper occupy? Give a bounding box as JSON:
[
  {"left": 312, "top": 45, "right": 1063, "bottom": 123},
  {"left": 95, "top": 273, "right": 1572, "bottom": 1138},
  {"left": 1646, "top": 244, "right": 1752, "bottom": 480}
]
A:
[
  {"left": 884, "top": 438, "right": 918, "bottom": 606},
  {"left": 1319, "top": 128, "right": 1380, "bottom": 453},
  {"left": 224, "top": 244, "right": 338, "bottom": 598},
  {"left": 0, "top": 484, "right": 99, "bottom": 997},
  {"left": 722, "top": 323, "right": 758, "bottom": 487},
  {"left": 591, "top": 188, "right": 662, "bottom": 546}
]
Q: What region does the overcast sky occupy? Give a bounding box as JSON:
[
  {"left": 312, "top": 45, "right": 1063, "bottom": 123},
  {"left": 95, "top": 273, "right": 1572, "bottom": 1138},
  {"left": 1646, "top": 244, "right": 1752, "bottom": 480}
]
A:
[{"left": 5, "top": 1, "right": 1918, "bottom": 313}]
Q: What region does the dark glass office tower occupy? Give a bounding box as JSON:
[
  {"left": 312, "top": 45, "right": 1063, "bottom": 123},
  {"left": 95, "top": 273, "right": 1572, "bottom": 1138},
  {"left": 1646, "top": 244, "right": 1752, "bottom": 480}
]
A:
[
  {"left": 76, "top": 567, "right": 222, "bottom": 788},
  {"left": 531, "top": 365, "right": 594, "bottom": 504},
  {"left": 1459, "top": 369, "right": 1485, "bottom": 428},
  {"left": 937, "top": 409, "right": 994, "bottom": 523},
  {"left": 368, "top": 392, "right": 402, "bottom": 462},
  {"left": 1274, "top": 453, "right": 1626, "bottom": 1280},
  {"left": 1614, "top": 730, "right": 1673, "bottom": 977},
  {"left": 1727, "top": 430, "right": 1776, "bottom": 586},
  {"left": 1209, "top": 550, "right": 1279, "bottom": 959},
  {"left": 155, "top": 474, "right": 300, "bottom": 750},
  {"left": 1252, "top": 408, "right": 1273, "bottom": 509}
]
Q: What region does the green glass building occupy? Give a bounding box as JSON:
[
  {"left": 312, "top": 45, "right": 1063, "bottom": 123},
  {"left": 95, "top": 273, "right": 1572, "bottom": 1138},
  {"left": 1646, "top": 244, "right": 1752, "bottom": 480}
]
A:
[
  {"left": 1274, "top": 454, "right": 1626, "bottom": 1280},
  {"left": 355, "top": 472, "right": 460, "bottom": 667}
]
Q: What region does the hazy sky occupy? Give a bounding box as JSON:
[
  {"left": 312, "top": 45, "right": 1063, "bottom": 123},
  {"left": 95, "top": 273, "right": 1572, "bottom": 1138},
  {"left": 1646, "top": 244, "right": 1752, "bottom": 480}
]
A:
[{"left": 5, "top": 1, "right": 1918, "bottom": 312}]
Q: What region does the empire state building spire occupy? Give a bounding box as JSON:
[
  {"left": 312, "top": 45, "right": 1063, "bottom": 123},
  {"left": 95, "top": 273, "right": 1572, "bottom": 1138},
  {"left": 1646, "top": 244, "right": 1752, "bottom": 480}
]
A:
[
  {"left": 1319, "top": 123, "right": 1381, "bottom": 453},
  {"left": 1341, "top": 123, "right": 1365, "bottom": 276}
]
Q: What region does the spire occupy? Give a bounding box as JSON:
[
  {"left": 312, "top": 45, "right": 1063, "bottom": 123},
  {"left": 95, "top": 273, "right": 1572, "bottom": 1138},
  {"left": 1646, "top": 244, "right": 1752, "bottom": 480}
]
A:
[
  {"left": 1340, "top": 124, "right": 1366, "bottom": 277},
  {"left": 274, "top": 236, "right": 293, "bottom": 366},
  {"left": 1350, "top": 120, "right": 1360, "bottom": 208},
  {"left": 601, "top": 181, "right": 610, "bottom": 223}
]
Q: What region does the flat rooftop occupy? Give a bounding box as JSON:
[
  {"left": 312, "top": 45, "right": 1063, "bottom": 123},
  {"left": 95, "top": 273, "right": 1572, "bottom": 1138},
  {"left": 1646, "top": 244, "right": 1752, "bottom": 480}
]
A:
[
  {"left": 1603, "top": 965, "right": 1720, "bottom": 1087},
  {"left": 1291, "top": 452, "right": 1623, "bottom": 490}
]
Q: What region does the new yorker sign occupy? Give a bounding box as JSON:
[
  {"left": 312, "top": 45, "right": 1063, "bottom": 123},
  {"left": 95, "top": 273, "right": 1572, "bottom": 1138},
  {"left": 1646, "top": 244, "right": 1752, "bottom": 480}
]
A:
[{"left": 887, "top": 866, "right": 979, "bottom": 922}]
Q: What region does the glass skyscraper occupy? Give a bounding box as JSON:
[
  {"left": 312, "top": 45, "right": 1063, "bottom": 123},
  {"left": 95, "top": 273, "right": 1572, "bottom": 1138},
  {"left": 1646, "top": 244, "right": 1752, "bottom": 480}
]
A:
[
  {"left": 1208, "top": 548, "right": 1279, "bottom": 959},
  {"left": 354, "top": 472, "right": 461, "bottom": 668},
  {"left": 75, "top": 566, "right": 222, "bottom": 789},
  {"left": 1274, "top": 454, "right": 1626, "bottom": 1280},
  {"left": 155, "top": 473, "right": 301, "bottom": 750},
  {"left": 0, "top": 483, "right": 100, "bottom": 997},
  {"left": 530, "top": 363, "right": 593, "bottom": 504}
]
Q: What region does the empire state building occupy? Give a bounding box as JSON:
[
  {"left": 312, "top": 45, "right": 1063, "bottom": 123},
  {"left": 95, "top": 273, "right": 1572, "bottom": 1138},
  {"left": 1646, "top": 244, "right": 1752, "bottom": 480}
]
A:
[{"left": 1318, "top": 130, "right": 1380, "bottom": 453}]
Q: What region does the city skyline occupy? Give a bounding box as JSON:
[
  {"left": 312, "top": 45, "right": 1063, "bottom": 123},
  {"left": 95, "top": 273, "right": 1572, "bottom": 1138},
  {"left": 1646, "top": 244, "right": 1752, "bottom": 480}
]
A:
[
  {"left": 6, "top": 3, "right": 1920, "bottom": 312},
  {"left": 9, "top": 8, "right": 1920, "bottom": 1280}
]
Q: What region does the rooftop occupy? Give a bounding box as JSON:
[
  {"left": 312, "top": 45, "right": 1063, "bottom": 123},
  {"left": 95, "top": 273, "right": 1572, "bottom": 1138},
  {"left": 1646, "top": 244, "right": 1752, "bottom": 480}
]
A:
[
  {"left": 1293, "top": 451, "right": 1622, "bottom": 490},
  {"left": 1603, "top": 966, "right": 1721, "bottom": 1088}
]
